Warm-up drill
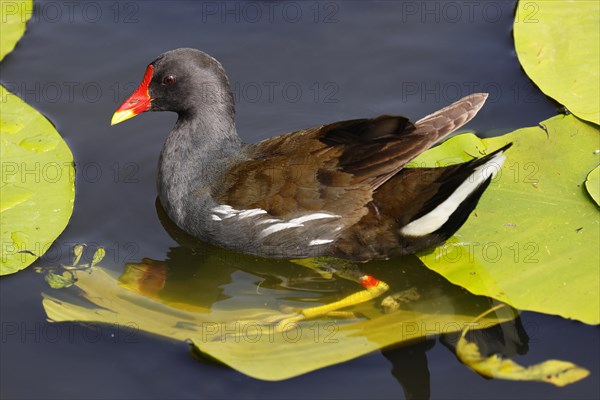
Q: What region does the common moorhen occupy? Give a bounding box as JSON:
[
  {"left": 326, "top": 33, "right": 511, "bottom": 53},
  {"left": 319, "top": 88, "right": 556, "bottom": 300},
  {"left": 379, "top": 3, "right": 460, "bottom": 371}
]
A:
[{"left": 112, "top": 48, "right": 510, "bottom": 323}]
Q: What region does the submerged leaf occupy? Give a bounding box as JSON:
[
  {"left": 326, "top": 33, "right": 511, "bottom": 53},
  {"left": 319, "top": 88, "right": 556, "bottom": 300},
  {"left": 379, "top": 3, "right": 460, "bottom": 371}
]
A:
[
  {"left": 457, "top": 306, "right": 589, "bottom": 386},
  {"left": 514, "top": 0, "right": 600, "bottom": 124},
  {"left": 42, "top": 243, "right": 516, "bottom": 381},
  {"left": 91, "top": 247, "right": 106, "bottom": 266},
  {"left": 44, "top": 272, "right": 76, "bottom": 289},
  {"left": 72, "top": 244, "right": 85, "bottom": 266},
  {"left": 413, "top": 115, "right": 600, "bottom": 324}
]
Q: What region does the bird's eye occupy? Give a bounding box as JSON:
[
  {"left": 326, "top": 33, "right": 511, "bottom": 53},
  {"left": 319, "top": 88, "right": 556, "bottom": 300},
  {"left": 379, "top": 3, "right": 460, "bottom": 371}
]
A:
[{"left": 162, "top": 75, "right": 176, "bottom": 86}]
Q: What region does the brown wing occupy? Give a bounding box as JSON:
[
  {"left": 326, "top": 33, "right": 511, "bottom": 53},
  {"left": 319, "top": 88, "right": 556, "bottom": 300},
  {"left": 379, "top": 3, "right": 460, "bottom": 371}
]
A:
[{"left": 212, "top": 93, "right": 488, "bottom": 225}]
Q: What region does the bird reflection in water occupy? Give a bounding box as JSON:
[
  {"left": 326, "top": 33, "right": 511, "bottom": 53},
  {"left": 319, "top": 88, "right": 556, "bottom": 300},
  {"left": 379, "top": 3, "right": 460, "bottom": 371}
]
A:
[{"left": 111, "top": 198, "right": 529, "bottom": 398}]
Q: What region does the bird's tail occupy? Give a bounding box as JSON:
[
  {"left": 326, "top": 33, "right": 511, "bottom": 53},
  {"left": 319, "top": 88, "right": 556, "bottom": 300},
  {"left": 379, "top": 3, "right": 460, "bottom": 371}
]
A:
[
  {"left": 399, "top": 142, "right": 512, "bottom": 238},
  {"left": 412, "top": 92, "right": 489, "bottom": 144}
]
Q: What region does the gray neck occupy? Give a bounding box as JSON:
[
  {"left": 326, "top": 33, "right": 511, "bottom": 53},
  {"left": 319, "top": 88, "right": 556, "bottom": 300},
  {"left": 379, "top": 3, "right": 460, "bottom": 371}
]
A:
[{"left": 157, "top": 106, "right": 242, "bottom": 226}]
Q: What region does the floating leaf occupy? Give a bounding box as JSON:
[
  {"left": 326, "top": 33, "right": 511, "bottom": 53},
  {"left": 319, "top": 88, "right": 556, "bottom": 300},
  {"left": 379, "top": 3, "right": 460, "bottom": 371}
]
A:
[
  {"left": 0, "top": 86, "right": 75, "bottom": 275},
  {"left": 514, "top": 0, "right": 600, "bottom": 124},
  {"left": 586, "top": 166, "right": 600, "bottom": 206},
  {"left": 413, "top": 115, "right": 600, "bottom": 324},
  {"left": 42, "top": 243, "right": 516, "bottom": 381},
  {"left": 457, "top": 305, "right": 589, "bottom": 386},
  {"left": 0, "top": 0, "right": 32, "bottom": 61}
]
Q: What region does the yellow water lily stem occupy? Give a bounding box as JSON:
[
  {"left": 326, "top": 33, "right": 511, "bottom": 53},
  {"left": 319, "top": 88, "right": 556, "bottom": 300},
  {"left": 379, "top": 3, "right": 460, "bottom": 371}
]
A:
[
  {"left": 301, "top": 276, "right": 390, "bottom": 319},
  {"left": 460, "top": 303, "right": 506, "bottom": 339}
]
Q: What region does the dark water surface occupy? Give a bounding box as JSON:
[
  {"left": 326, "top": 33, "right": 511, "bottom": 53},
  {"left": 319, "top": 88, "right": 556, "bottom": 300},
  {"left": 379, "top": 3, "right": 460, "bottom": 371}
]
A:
[{"left": 1, "top": 1, "right": 599, "bottom": 399}]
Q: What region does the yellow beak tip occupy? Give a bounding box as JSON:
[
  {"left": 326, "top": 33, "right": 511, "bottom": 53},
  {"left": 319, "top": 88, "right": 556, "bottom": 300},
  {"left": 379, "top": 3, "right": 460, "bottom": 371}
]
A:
[{"left": 111, "top": 109, "right": 136, "bottom": 126}]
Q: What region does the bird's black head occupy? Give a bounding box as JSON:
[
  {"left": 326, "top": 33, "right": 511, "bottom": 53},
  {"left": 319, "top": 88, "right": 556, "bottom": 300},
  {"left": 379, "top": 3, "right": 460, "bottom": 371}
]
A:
[{"left": 112, "top": 48, "right": 234, "bottom": 125}]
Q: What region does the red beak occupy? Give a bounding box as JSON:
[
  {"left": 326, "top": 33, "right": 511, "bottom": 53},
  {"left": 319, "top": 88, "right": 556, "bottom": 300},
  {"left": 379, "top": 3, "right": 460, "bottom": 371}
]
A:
[{"left": 111, "top": 64, "right": 154, "bottom": 125}]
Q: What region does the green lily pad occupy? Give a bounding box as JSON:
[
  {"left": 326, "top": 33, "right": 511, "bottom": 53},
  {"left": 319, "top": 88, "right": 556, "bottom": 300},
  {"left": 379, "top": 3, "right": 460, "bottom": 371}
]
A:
[
  {"left": 0, "top": 0, "right": 32, "bottom": 61},
  {"left": 412, "top": 114, "right": 600, "bottom": 325},
  {"left": 586, "top": 166, "right": 600, "bottom": 206},
  {"left": 514, "top": 0, "right": 600, "bottom": 125},
  {"left": 0, "top": 85, "right": 75, "bottom": 275},
  {"left": 42, "top": 242, "right": 516, "bottom": 381}
]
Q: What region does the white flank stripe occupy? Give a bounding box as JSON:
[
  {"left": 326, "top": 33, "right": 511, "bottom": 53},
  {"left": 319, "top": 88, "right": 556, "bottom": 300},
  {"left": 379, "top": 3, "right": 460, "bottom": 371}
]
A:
[
  {"left": 309, "top": 239, "right": 334, "bottom": 246},
  {"left": 256, "top": 218, "right": 281, "bottom": 225},
  {"left": 211, "top": 207, "right": 341, "bottom": 242},
  {"left": 238, "top": 209, "right": 267, "bottom": 219},
  {"left": 289, "top": 213, "right": 339, "bottom": 225},
  {"left": 260, "top": 222, "right": 303, "bottom": 238},
  {"left": 401, "top": 152, "right": 507, "bottom": 237},
  {"left": 212, "top": 205, "right": 237, "bottom": 215}
]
